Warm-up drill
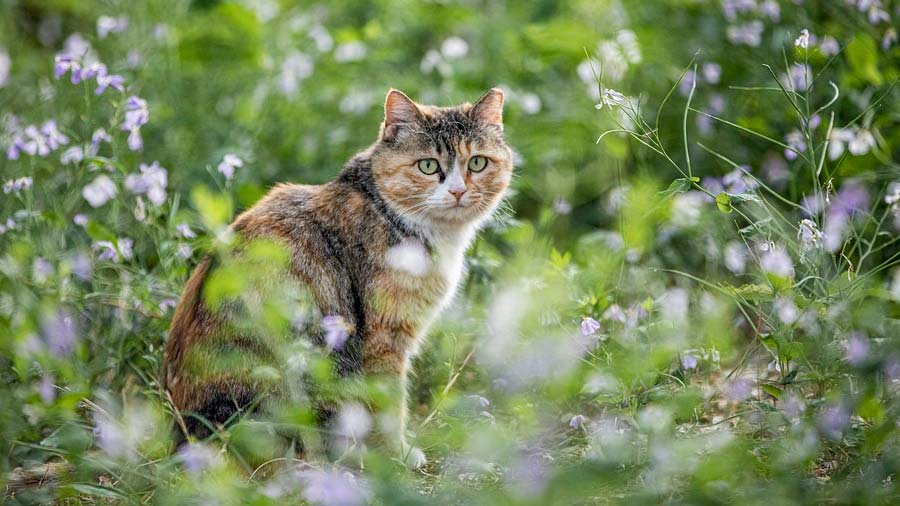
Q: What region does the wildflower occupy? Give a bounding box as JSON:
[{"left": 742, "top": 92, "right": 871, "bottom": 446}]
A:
[
  {"left": 299, "top": 469, "right": 370, "bottom": 506},
  {"left": 176, "top": 223, "right": 196, "bottom": 239},
  {"left": 309, "top": 24, "right": 334, "bottom": 52},
  {"left": 89, "top": 128, "right": 112, "bottom": 155},
  {"left": 580, "top": 316, "right": 601, "bottom": 336},
  {"left": 798, "top": 218, "right": 824, "bottom": 249},
  {"left": 726, "top": 21, "right": 764, "bottom": 47},
  {"left": 823, "top": 182, "right": 869, "bottom": 252},
  {"left": 71, "top": 252, "right": 92, "bottom": 280},
  {"left": 759, "top": 0, "right": 780, "bottom": 21},
  {"left": 569, "top": 414, "right": 587, "bottom": 429},
  {"left": 679, "top": 69, "right": 696, "bottom": 96},
  {"left": 73, "top": 214, "right": 89, "bottom": 226},
  {"left": 603, "top": 304, "right": 626, "bottom": 323},
  {"left": 178, "top": 443, "right": 220, "bottom": 475},
  {"left": 702, "top": 62, "right": 721, "bottom": 84},
  {"left": 440, "top": 36, "right": 469, "bottom": 59},
  {"left": 93, "top": 238, "right": 133, "bottom": 263},
  {"left": 41, "top": 309, "right": 78, "bottom": 358},
  {"left": 594, "top": 87, "right": 627, "bottom": 110},
  {"left": 844, "top": 333, "right": 869, "bottom": 365},
  {"left": 278, "top": 51, "right": 314, "bottom": 97},
  {"left": 829, "top": 127, "right": 876, "bottom": 160},
  {"left": 760, "top": 246, "right": 794, "bottom": 278},
  {"left": 725, "top": 378, "right": 753, "bottom": 401},
  {"left": 3, "top": 176, "right": 33, "bottom": 194},
  {"left": 121, "top": 96, "right": 149, "bottom": 152},
  {"left": 322, "top": 315, "right": 349, "bottom": 350},
  {"left": 724, "top": 241, "right": 747, "bottom": 274},
  {"left": 795, "top": 29, "right": 810, "bottom": 49},
  {"left": 884, "top": 29, "right": 898, "bottom": 51},
  {"left": 519, "top": 92, "right": 542, "bottom": 114},
  {"left": 615, "top": 29, "right": 642, "bottom": 64},
  {"left": 762, "top": 152, "right": 789, "bottom": 188},
  {"left": 124, "top": 161, "right": 168, "bottom": 206},
  {"left": 40, "top": 120, "right": 68, "bottom": 150},
  {"left": 337, "top": 403, "right": 372, "bottom": 441},
  {"left": 39, "top": 376, "right": 55, "bottom": 404},
  {"left": 334, "top": 41, "right": 367, "bottom": 63},
  {"left": 774, "top": 296, "right": 799, "bottom": 324},
  {"left": 176, "top": 243, "right": 193, "bottom": 259},
  {"left": 552, "top": 196, "right": 571, "bottom": 215},
  {"left": 467, "top": 394, "right": 490, "bottom": 408},
  {"left": 97, "top": 15, "right": 128, "bottom": 39},
  {"left": 818, "top": 403, "right": 849, "bottom": 440},
  {"left": 33, "top": 258, "right": 54, "bottom": 283},
  {"left": 95, "top": 69, "right": 125, "bottom": 95},
  {"left": 61, "top": 146, "right": 84, "bottom": 165},
  {"left": 848, "top": 129, "right": 876, "bottom": 155},
  {"left": 784, "top": 130, "right": 806, "bottom": 160},
  {"left": 217, "top": 153, "right": 243, "bottom": 181},
  {"left": 681, "top": 354, "right": 699, "bottom": 370},
  {"left": 158, "top": 298, "right": 177, "bottom": 312},
  {"left": 659, "top": 288, "right": 689, "bottom": 324},
  {"left": 820, "top": 35, "right": 840, "bottom": 56},
  {"left": 82, "top": 175, "right": 117, "bottom": 208}
]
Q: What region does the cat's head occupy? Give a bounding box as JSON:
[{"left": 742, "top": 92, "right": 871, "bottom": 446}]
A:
[{"left": 370, "top": 88, "right": 513, "bottom": 232}]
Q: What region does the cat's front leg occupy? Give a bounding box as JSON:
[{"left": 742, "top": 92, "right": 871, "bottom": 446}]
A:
[{"left": 361, "top": 340, "right": 426, "bottom": 469}]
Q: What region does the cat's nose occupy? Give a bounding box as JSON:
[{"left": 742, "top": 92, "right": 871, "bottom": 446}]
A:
[{"left": 448, "top": 186, "right": 467, "bottom": 202}]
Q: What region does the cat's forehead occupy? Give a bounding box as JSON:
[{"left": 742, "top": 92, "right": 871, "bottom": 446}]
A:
[{"left": 402, "top": 104, "right": 500, "bottom": 151}]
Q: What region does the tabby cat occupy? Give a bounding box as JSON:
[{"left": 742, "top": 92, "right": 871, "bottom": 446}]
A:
[{"left": 162, "top": 88, "right": 513, "bottom": 466}]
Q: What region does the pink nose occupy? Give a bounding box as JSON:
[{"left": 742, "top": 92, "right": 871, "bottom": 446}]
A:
[{"left": 448, "top": 187, "right": 467, "bottom": 202}]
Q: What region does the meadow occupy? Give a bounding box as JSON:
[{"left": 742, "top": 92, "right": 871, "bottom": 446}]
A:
[{"left": 1, "top": 0, "right": 900, "bottom": 504}]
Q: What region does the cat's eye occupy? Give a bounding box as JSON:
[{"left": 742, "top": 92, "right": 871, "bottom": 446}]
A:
[
  {"left": 417, "top": 158, "right": 441, "bottom": 175},
  {"left": 468, "top": 155, "right": 488, "bottom": 172}
]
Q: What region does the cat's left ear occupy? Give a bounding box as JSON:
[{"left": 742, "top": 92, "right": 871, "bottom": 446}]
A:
[
  {"left": 382, "top": 89, "right": 422, "bottom": 141},
  {"left": 469, "top": 88, "right": 504, "bottom": 129}
]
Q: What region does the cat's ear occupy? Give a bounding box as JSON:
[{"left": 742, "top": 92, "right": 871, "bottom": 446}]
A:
[
  {"left": 383, "top": 89, "right": 422, "bottom": 141},
  {"left": 469, "top": 88, "right": 504, "bottom": 129}
]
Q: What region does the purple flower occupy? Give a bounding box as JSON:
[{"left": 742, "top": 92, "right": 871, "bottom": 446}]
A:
[
  {"left": 41, "top": 309, "right": 78, "bottom": 357},
  {"left": 73, "top": 214, "right": 89, "bottom": 226},
  {"left": 71, "top": 252, "right": 92, "bottom": 280},
  {"left": 127, "top": 129, "right": 142, "bottom": 151},
  {"left": 54, "top": 54, "right": 74, "bottom": 79},
  {"left": 93, "top": 238, "right": 133, "bottom": 263},
  {"left": 844, "top": 333, "right": 869, "bottom": 366},
  {"left": 725, "top": 378, "right": 753, "bottom": 401},
  {"left": 679, "top": 69, "right": 696, "bottom": 96},
  {"left": 61, "top": 146, "right": 84, "bottom": 165},
  {"left": 3, "top": 176, "right": 33, "bottom": 194},
  {"left": 602, "top": 304, "right": 626, "bottom": 323},
  {"left": 217, "top": 153, "right": 243, "bottom": 181},
  {"left": 95, "top": 71, "right": 124, "bottom": 95},
  {"left": 97, "top": 16, "right": 129, "bottom": 39},
  {"left": 784, "top": 130, "right": 806, "bottom": 160},
  {"left": 569, "top": 414, "right": 587, "bottom": 429},
  {"left": 322, "top": 315, "right": 349, "bottom": 350},
  {"left": 82, "top": 175, "right": 117, "bottom": 208},
  {"left": 824, "top": 182, "right": 870, "bottom": 251},
  {"left": 159, "top": 298, "right": 178, "bottom": 312},
  {"left": 681, "top": 354, "right": 699, "bottom": 370},
  {"left": 818, "top": 403, "right": 850, "bottom": 440},
  {"left": 122, "top": 96, "right": 149, "bottom": 151},
  {"left": 177, "top": 443, "right": 219, "bottom": 474},
  {"left": 299, "top": 469, "right": 370, "bottom": 506},
  {"left": 702, "top": 62, "right": 721, "bottom": 84},
  {"left": 39, "top": 375, "right": 56, "bottom": 404},
  {"left": 124, "top": 161, "right": 168, "bottom": 206},
  {"left": 760, "top": 246, "right": 794, "bottom": 278},
  {"left": 580, "top": 317, "right": 601, "bottom": 336},
  {"left": 726, "top": 21, "right": 764, "bottom": 47}
]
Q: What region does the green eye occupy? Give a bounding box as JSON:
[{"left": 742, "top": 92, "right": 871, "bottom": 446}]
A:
[
  {"left": 468, "top": 155, "right": 488, "bottom": 172},
  {"left": 417, "top": 158, "right": 440, "bottom": 175}
]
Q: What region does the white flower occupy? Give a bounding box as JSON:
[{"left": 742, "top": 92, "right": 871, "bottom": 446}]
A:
[
  {"left": 795, "top": 29, "right": 810, "bottom": 49},
  {"left": 760, "top": 246, "right": 794, "bottom": 278},
  {"left": 798, "top": 218, "right": 824, "bottom": 249},
  {"left": 82, "top": 175, "right": 117, "bottom": 208},
  {"left": 774, "top": 296, "right": 799, "bottom": 324},
  {"left": 176, "top": 223, "right": 196, "bottom": 239},
  {"left": 278, "top": 52, "right": 314, "bottom": 97},
  {"left": 440, "top": 37, "right": 469, "bottom": 60},
  {"left": 594, "top": 88, "right": 627, "bottom": 110},
  {"left": 334, "top": 41, "right": 367, "bottom": 63},
  {"left": 217, "top": 153, "right": 243, "bottom": 180},
  {"left": 519, "top": 92, "right": 542, "bottom": 114},
  {"left": 61, "top": 146, "right": 84, "bottom": 165},
  {"left": 848, "top": 129, "right": 876, "bottom": 155}
]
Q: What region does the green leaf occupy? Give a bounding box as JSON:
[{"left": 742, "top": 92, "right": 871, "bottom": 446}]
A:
[
  {"left": 658, "top": 178, "right": 692, "bottom": 198},
  {"left": 66, "top": 484, "right": 126, "bottom": 499},
  {"left": 760, "top": 383, "right": 782, "bottom": 399},
  {"left": 846, "top": 35, "right": 883, "bottom": 86},
  {"left": 715, "top": 192, "right": 732, "bottom": 213},
  {"left": 85, "top": 221, "right": 116, "bottom": 242}
]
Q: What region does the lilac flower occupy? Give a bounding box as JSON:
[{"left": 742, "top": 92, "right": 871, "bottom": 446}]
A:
[
  {"left": 844, "top": 333, "right": 869, "bottom": 365},
  {"left": 322, "top": 315, "right": 349, "bottom": 350},
  {"left": 33, "top": 257, "right": 54, "bottom": 283},
  {"left": 725, "top": 378, "right": 753, "bottom": 401},
  {"left": 3, "top": 176, "right": 33, "bottom": 194},
  {"left": 217, "top": 154, "right": 243, "bottom": 180},
  {"left": 784, "top": 130, "right": 806, "bottom": 160},
  {"left": 54, "top": 54, "right": 77, "bottom": 80},
  {"left": 569, "top": 414, "right": 587, "bottom": 429},
  {"left": 61, "top": 146, "right": 84, "bottom": 165},
  {"left": 824, "top": 182, "right": 870, "bottom": 251},
  {"left": 818, "top": 403, "right": 850, "bottom": 440},
  {"left": 701, "top": 62, "right": 721, "bottom": 84},
  {"left": 93, "top": 238, "right": 133, "bottom": 263},
  {"left": 42, "top": 309, "right": 78, "bottom": 357},
  {"left": 795, "top": 29, "right": 810, "bottom": 49},
  {"left": 681, "top": 354, "right": 699, "bottom": 370},
  {"left": 299, "top": 469, "right": 370, "bottom": 506},
  {"left": 73, "top": 214, "right": 89, "bottom": 226},
  {"left": 759, "top": 0, "right": 780, "bottom": 21},
  {"left": 602, "top": 304, "right": 626, "bottom": 323},
  {"left": 177, "top": 443, "right": 220, "bottom": 474},
  {"left": 820, "top": 35, "right": 840, "bottom": 56},
  {"left": 580, "top": 317, "right": 601, "bottom": 336},
  {"left": 727, "top": 21, "right": 764, "bottom": 47},
  {"left": 95, "top": 70, "right": 125, "bottom": 95},
  {"left": 97, "top": 15, "right": 128, "bottom": 39},
  {"left": 158, "top": 298, "right": 177, "bottom": 312},
  {"left": 679, "top": 69, "right": 696, "bottom": 96},
  {"left": 24, "top": 125, "right": 49, "bottom": 156},
  {"left": 39, "top": 375, "right": 56, "bottom": 404},
  {"left": 82, "top": 175, "right": 117, "bottom": 208},
  {"left": 121, "top": 96, "right": 149, "bottom": 152},
  {"left": 798, "top": 218, "right": 824, "bottom": 249},
  {"left": 760, "top": 246, "right": 794, "bottom": 278},
  {"left": 124, "top": 161, "right": 168, "bottom": 206},
  {"left": 176, "top": 223, "right": 196, "bottom": 239},
  {"left": 71, "top": 252, "right": 92, "bottom": 280}
]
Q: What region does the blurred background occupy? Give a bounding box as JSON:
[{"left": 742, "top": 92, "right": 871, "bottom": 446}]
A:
[{"left": 1, "top": 0, "right": 900, "bottom": 504}]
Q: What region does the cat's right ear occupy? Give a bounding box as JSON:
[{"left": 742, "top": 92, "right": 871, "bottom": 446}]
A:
[{"left": 382, "top": 89, "right": 421, "bottom": 141}]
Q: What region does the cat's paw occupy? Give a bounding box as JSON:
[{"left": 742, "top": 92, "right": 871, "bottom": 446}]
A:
[{"left": 403, "top": 446, "right": 427, "bottom": 470}]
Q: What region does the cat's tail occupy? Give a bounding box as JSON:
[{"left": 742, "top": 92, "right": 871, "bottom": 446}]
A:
[{"left": 4, "top": 460, "right": 73, "bottom": 497}]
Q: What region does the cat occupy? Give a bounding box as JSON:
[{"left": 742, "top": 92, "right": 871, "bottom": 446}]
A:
[{"left": 161, "top": 88, "right": 513, "bottom": 467}]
